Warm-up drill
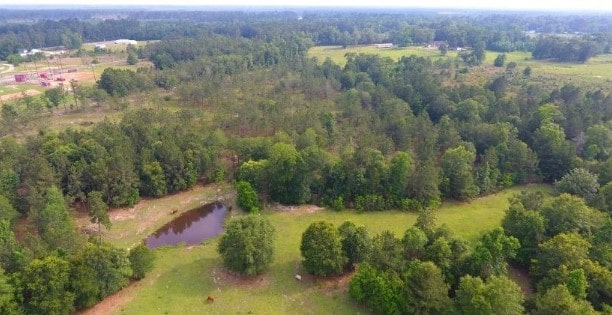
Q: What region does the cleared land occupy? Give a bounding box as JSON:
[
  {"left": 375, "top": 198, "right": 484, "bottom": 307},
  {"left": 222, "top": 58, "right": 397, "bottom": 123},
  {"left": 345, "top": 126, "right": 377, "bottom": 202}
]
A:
[
  {"left": 80, "top": 184, "right": 551, "bottom": 315},
  {"left": 308, "top": 45, "right": 612, "bottom": 85}
]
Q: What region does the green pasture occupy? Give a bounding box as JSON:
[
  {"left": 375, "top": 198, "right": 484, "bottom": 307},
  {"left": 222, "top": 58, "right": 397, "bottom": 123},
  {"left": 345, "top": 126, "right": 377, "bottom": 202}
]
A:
[
  {"left": 308, "top": 45, "right": 458, "bottom": 66},
  {"left": 308, "top": 45, "right": 612, "bottom": 83},
  {"left": 109, "top": 184, "right": 551, "bottom": 315}
]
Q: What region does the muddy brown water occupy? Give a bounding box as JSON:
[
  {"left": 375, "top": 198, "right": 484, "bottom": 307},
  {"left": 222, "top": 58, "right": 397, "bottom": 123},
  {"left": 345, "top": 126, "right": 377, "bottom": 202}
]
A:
[{"left": 145, "top": 202, "right": 227, "bottom": 249}]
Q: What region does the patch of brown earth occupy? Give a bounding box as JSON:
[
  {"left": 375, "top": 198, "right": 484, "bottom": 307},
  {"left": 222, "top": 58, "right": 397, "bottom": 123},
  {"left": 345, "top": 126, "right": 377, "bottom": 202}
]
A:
[
  {"left": 275, "top": 204, "right": 323, "bottom": 214},
  {"left": 211, "top": 268, "right": 270, "bottom": 289},
  {"left": 0, "top": 89, "right": 41, "bottom": 101},
  {"left": 76, "top": 280, "right": 143, "bottom": 315},
  {"left": 312, "top": 270, "right": 356, "bottom": 296}
]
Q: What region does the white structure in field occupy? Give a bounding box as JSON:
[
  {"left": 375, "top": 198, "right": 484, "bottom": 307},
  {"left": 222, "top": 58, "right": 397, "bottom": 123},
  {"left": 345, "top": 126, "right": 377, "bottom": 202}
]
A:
[
  {"left": 374, "top": 43, "right": 394, "bottom": 48},
  {"left": 115, "top": 39, "right": 138, "bottom": 45}
]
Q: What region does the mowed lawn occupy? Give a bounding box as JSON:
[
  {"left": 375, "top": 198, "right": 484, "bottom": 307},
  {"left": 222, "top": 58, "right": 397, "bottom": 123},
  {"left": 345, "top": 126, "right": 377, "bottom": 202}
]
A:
[
  {"left": 308, "top": 45, "right": 612, "bottom": 84},
  {"left": 107, "top": 184, "right": 550, "bottom": 315}
]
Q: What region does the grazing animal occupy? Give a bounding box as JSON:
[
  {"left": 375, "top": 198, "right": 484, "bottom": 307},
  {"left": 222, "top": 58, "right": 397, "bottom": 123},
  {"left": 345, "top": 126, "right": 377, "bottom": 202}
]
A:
[
  {"left": 207, "top": 295, "right": 215, "bottom": 303},
  {"left": 295, "top": 274, "right": 302, "bottom": 281},
  {"left": 171, "top": 209, "right": 178, "bottom": 215}
]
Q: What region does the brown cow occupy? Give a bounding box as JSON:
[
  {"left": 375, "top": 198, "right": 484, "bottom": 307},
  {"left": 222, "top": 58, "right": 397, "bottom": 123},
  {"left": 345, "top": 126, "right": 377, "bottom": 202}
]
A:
[{"left": 207, "top": 296, "right": 214, "bottom": 303}]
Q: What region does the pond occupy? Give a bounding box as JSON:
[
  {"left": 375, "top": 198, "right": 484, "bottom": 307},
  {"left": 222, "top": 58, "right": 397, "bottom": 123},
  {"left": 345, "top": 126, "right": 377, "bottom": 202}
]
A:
[{"left": 145, "top": 202, "right": 227, "bottom": 249}]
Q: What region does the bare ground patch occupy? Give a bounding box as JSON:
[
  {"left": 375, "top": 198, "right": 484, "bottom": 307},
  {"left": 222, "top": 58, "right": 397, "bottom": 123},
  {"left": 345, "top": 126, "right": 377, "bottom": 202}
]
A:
[
  {"left": 211, "top": 268, "right": 271, "bottom": 289},
  {"left": 0, "top": 89, "right": 41, "bottom": 101},
  {"left": 275, "top": 204, "right": 323, "bottom": 214},
  {"left": 76, "top": 280, "right": 143, "bottom": 315}
]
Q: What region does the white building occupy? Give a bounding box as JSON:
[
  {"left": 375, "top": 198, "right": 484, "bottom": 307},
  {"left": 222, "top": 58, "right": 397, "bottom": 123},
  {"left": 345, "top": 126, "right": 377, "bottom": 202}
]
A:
[
  {"left": 374, "top": 43, "right": 394, "bottom": 48},
  {"left": 114, "top": 39, "right": 138, "bottom": 45}
]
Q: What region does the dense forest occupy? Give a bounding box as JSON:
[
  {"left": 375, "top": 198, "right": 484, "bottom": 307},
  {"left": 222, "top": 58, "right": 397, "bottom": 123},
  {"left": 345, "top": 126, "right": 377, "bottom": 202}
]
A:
[{"left": 0, "top": 8, "right": 610, "bottom": 315}]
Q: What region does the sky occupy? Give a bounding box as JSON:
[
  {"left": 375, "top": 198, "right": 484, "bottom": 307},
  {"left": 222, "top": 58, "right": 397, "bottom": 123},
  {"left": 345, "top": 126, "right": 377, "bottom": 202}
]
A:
[{"left": 2, "top": 0, "right": 611, "bottom": 12}]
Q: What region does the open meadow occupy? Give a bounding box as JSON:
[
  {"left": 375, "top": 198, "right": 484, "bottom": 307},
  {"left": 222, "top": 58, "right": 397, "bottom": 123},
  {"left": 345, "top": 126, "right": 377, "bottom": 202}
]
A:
[
  {"left": 308, "top": 45, "right": 612, "bottom": 86},
  {"left": 80, "top": 184, "right": 551, "bottom": 315}
]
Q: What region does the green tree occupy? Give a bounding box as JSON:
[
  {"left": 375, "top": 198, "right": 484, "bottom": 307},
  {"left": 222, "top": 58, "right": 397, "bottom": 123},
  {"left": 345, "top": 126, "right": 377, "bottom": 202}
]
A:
[
  {"left": 369, "top": 230, "right": 404, "bottom": 272},
  {"left": 235, "top": 181, "right": 260, "bottom": 213},
  {"left": 0, "top": 220, "right": 25, "bottom": 273},
  {"left": 44, "top": 87, "right": 65, "bottom": 110},
  {"left": 69, "top": 243, "right": 132, "bottom": 309},
  {"left": 532, "top": 122, "right": 576, "bottom": 181},
  {"left": 23, "top": 256, "right": 74, "bottom": 315},
  {"left": 566, "top": 269, "right": 588, "bottom": 299},
  {"left": 581, "top": 259, "right": 612, "bottom": 309},
  {"left": 0, "top": 267, "right": 19, "bottom": 315},
  {"left": 61, "top": 31, "right": 82, "bottom": 49},
  {"left": 128, "top": 244, "right": 154, "bottom": 280},
  {"left": 140, "top": 161, "right": 167, "bottom": 197},
  {"left": 441, "top": 144, "right": 479, "bottom": 200},
  {"left": 493, "top": 54, "right": 506, "bottom": 67},
  {"left": 386, "top": 152, "right": 413, "bottom": 206},
  {"left": 523, "top": 66, "right": 532, "bottom": 76},
  {"left": 534, "top": 285, "right": 597, "bottom": 315},
  {"left": 300, "top": 221, "right": 346, "bottom": 276},
  {"left": 6, "top": 54, "right": 24, "bottom": 66},
  {"left": 87, "top": 191, "right": 110, "bottom": 243},
  {"left": 501, "top": 201, "right": 546, "bottom": 265},
  {"left": 267, "top": 142, "right": 310, "bottom": 204},
  {"left": 425, "top": 237, "right": 453, "bottom": 278},
  {"left": 596, "top": 182, "right": 612, "bottom": 214},
  {"left": 349, "top": 263, "right": 404, "bottom": 315},
  {"left": 0, "top": 195, "right": 17, "bottom": 224},
  {"left": 338, "top": 221, "right": 372, "bottom": 269},
  {"left": 402, "top": 226, "right": 428, "bottom": 260},
  {"left": 590, "top": 218, "right": 611, "bottom": 268},
  {"left": 127, "top": 52, "right": 138, "bottom": 65},
  {"left": 403, "top": 260, "right": 453, "bottom": 314},
  {"left": 584, "top": 124, "right": 611, "bottom": 160},
  {"left": 540, "top": 194, "right": 606, "bottom": 237},
  {"left": 36, "top": 186, "right": 81, "bottom": 252},
  {"left": 406, "top": 113, "right": 440, "bottom": 208},
  {"left": 555, "top": 168, "right": 600, "bottom": 204},
  {"left": 455, "top": 275, "right": 524, "bottom": 315},
  {"left": 534, "top": 233, "right": 590, "bottom": 279},
  {"left": 467, "top": 228, "right": 519, "bottom": 278},
  {"left": 218, "top": 216, "right": 275, "bottom": 276}
]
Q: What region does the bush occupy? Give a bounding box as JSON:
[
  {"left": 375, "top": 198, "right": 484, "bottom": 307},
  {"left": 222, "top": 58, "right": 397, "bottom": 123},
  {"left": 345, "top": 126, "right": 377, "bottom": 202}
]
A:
[
  {"left": 355, "top": 194, "right": 387, "bottom": 212},
  {"left": 555, "top": 168, "right": 600, "bottom": 204},
  {"left": 217, "top": 216, "right": 275, "bottom": 275},
  {"left": 128, "top": 244, "right": 154, "bottom": 280},
  {"left": 236, "top": 181, "right": 260, "bottom": 213},
  {"left": 494, "top": 54, "right": 506, "bottom": 67},
  {"left": 330, "top": 196, "right": 344, "bottom": 211}
]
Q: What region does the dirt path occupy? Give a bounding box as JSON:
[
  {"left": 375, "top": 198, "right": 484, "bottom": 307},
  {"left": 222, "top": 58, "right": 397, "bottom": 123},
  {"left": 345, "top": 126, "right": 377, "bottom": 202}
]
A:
[
  {"left": 76, "top": 280, "right": 143, "bottom": 315},
  {"left": 0, "top": 63, "right": 14, "bottom": 74}
]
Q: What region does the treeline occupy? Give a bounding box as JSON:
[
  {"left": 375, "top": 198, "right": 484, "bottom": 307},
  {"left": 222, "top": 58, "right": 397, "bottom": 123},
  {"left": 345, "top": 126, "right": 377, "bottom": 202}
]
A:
[
  {"left": 533, "top": 35, "right": 610, "bottom": 62},
  {"left": 2, "top": 11, "right": 611, "bottom": 61},
  {"left": 2, "top": 56, "right": 611, "bottom": 212},
  {"left": 0, "top": 19, "right": 205, "bottom": 60}
]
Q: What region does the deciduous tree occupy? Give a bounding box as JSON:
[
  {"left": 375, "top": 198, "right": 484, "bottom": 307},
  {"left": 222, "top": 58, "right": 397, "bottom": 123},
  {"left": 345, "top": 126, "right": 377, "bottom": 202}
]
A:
[
  {"left": 218, "top": 216, "right": 275, "bottom": 276},
  {"left": 300, "top": 221, "right": 346, "bottom": 276}
]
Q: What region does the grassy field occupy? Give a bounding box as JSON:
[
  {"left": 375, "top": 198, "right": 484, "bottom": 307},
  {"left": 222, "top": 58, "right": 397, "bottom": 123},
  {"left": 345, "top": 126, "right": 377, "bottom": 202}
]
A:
[
  {"left": 308, "top": 45, "right": 612, "bottom": 85},
  {"left": 0, "top": 83, "right": 45, "bottom": 97},
  {"left": 308, "top": 45, "right": 458, "bottom": 65},
  {"left": 84, "top": 184, "right": 551, "bottom": 315}
]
